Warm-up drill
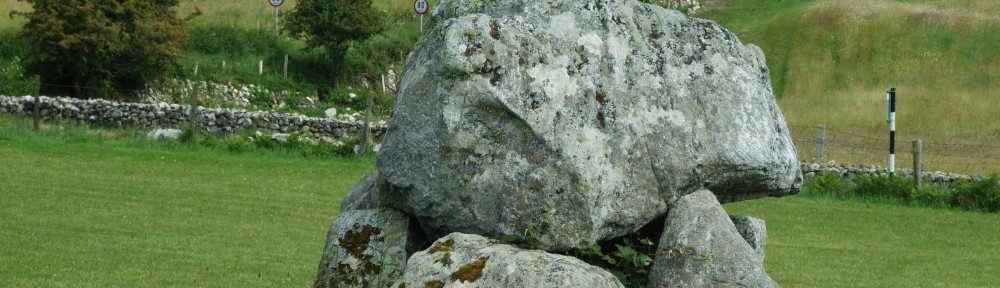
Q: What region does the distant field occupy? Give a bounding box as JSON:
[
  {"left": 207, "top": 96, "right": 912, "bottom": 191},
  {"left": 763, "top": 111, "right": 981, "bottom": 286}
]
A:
[{"left": 701, "top": 0, "right": 1000, "bottom": 174}]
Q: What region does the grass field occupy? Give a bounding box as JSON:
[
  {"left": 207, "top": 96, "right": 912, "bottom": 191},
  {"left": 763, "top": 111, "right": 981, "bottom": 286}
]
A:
[
  {"left": 724, "top": 196, "right": 1000, "bottom": 288},
  {"left": 0, "top": 115, "right": 374, "bottom": 287},
  {"left": 1, "top": 115, "right": 999, "bottom": 287}
]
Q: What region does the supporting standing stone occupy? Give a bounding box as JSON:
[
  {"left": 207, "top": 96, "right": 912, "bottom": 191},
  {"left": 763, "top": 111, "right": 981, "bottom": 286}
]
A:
[
  {"left": 394, "top": 233, "right": 624, "bottom": 288},
  {"left": 314, "top": 208, "right": 416, "bottom": 288},
  {"left": 649, "top": 190, "right": 777, "bottom": 288}
]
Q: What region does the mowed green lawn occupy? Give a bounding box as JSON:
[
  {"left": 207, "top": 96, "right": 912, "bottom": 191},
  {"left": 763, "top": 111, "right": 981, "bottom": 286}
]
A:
[
  {"left": 0, "top": 119, "right": 373, "bottom": 287},
  {"left": 1, "top": 116, "right": 998, "bottom": 287},
  {"left": 725, "top": 197, "right": 1000, "bottom": 288}
]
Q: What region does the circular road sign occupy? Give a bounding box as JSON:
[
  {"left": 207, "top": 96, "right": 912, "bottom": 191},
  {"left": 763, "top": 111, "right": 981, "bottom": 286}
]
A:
[
  {"left": 269, "top": 0, "right": 284, "bottom": 8},
  {"left": 414, "top": 0, "right": 429, "bottom": 15}
]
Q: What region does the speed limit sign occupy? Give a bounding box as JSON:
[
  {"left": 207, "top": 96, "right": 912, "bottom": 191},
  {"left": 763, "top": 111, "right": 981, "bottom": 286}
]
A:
[
  {"left": 269, "top": 0, "right": 284, "bottom": 7},
  {"left": 414, "top": 0, "right": 429, "bottom": 15}
]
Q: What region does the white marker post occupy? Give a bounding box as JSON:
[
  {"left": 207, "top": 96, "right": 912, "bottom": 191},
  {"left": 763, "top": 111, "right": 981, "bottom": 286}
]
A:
[
  {"left": 886, "top": 88, "right": 897, "bottom": 175},
  {"left": 270, "top": 0, "right": 285, "bottom": 36},
  {"left": 414, "top": 0, "right": 429, "bottom": 33}
]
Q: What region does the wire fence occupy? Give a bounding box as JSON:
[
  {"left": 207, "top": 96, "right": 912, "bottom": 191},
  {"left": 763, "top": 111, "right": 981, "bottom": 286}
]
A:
[{"left": 788, "top": 124, "right": 1000, "bottom": 175}]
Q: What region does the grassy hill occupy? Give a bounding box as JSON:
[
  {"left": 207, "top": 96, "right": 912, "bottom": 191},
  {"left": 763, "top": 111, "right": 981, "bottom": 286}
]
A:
[{"left": 700, "top": 0, "right": 1000, "bottom": 173}]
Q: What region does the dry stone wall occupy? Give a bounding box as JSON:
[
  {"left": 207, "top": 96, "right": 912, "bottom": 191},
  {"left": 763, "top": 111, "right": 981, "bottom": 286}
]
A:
[
  {"left": 801, "top": 161, "right": 984, "bottom": 184},
  {"left": 0, "top": 95, "right": 386, "bottom": 140}
]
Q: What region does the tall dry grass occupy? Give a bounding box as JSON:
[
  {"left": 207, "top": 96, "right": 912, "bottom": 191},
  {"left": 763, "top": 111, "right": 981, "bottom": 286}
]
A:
[
  {"left": 0, "top": 0, "right": 30, "bottom": 31},
  {"left": 757, "top": 0, "right": 1000, "bottom": 173}
]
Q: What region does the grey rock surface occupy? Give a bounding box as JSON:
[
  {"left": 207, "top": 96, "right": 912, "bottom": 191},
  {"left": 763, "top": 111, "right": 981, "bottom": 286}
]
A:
[
  {"left": 339, "top": 171, "right": 384, "bottom": 212},
  {"left": 649, "top": 190, "right": 777, "bottom": 288},
  {"left": 146, "top": 128, "right": 182, "bottom": 140},
  {"left": 730, "top": 215, "right": 767, "bottom": 260},
  {"left": 377, "top": 0, "right": 800, "bottom": 250},
  {"left": 315, "top": 208, "right": 415, "bottom": 288},
  {"left": 393, "top": 233, "right": 624, "bottom": 288}
]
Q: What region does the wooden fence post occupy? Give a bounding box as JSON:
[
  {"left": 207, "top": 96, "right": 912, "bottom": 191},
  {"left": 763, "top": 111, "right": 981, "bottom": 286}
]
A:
[
  {"left": 259, "top": 60, "right": 264, "bottom": 76},
  {"left": 913, "top": 139, "right": 922, "bottom": 188},
  {"left": 814, "top": 125, "right": 825, "bottom": 164},
  {"left": 33, "top": 75, "right": 41, "bottom": 132},
  {"left": 283, "top": 54, "right": 289, "bottom": 78},
  {"left": 188, "top": 84, "right": 198, "bottom": 129},
  {"left": 359, "top": 91, "right": 374, "bottom": 156}
]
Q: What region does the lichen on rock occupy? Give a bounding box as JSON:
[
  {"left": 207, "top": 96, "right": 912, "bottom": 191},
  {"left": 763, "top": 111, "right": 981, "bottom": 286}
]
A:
[{"left": 377, "top": 0, "right": 801, "bottom": 251}]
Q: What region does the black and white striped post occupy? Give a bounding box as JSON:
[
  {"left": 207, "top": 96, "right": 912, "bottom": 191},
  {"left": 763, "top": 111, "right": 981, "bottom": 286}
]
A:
[{"left": 886, "top": 88, "right": 897, "bottom": 175}]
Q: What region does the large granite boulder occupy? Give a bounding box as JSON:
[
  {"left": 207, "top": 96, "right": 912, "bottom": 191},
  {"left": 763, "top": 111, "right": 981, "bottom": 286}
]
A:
[
  {"left": 314, "top": 209, "right": 417, "bottom": 288},
  {"left": 376, "top": 0, "right": 801, "bottom": 251},
  {"left": 393, "top": 233, "right": 624, "bottom": 288},
  {"left": 648, "top": 190, "right": 777, "bottom": 288}
]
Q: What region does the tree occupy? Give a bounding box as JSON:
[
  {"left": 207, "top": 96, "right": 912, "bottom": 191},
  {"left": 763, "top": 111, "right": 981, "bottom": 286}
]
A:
[
  {"left": 284, "top": 0, "right": 386, "bottom": 89},
  {"left": 16, "top": 0, "right": 188, "bottom": 99}
]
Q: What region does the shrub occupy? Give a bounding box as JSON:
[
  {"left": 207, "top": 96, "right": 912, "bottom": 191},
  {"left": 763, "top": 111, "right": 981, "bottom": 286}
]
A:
[
  {"left": 187, "top": 26, "right": 285, "bottom": 57},
  {"left": 853, "top": 174, "right": 914, "bottom": 201},
  {"left": 801, "top": 172, "right": 1000, "bottom": 213},
  {"left": 284, "top": 0, "right": 386, "bottom": 87},
  {"left": 0, "top": 56, "right": 34, "bottom": 96},
  {"left": 17, "top": 0, "right": 189, "bottom": 100},
  {"left": 953, "top": 174, "right": 1000, "bottom": 212},
  {"left": 570, "top": 234, "right": 656, "bottom": 288},
  {"left": 802, "top": 172, "right": 855, "bottom": 198},
  {"left": 908, "top": 184, "right": 952, "bottom": 209}
]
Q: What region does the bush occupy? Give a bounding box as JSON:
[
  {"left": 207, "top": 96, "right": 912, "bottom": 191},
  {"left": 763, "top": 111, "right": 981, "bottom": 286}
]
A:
[
  {"left": 953, "top": 174, "right": 1000, "bottom": 212},
  {"left": 908, "top": 184, "right": 952, "bottom": 209},
  {"left": 0, "top": 56, "right": 34, "bottom": 96},
  {"left": 801, "top": 172, "right": 1000, "bottom": 213},
  {"left": 187, "top": 26, "right": 287, "bottom": 57},
  {"left": 570, "top": 234, "right": 656, "bottom": 288},
  {"left": 17, "top": 0, "right": 188, "bottom": 100},
  {"left": 853, "top": 174, "right": 914, "bottom": 201},
  {"left": 802, "top": 172, "right": 855, "bottom": 198}
]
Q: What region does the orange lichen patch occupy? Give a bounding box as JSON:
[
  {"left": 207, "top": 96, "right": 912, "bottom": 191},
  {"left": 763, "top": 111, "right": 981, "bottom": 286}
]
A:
[
  {"left": 450, "top": 256, "right": 489, "bottom": 283},
  {"left": 428, "top": 238, "right": 455, "bottom": 254}
]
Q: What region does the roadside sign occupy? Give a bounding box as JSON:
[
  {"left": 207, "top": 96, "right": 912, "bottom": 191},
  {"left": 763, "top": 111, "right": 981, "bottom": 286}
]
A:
[
  {"left": 414, "top": 0, "right": 429, "bottom": 15},
  {"left": 270, "top": 0, "right": 284, "bottom": 8},
  {"left": 415, "top": 0, "right": 430, "bottom": 33}
]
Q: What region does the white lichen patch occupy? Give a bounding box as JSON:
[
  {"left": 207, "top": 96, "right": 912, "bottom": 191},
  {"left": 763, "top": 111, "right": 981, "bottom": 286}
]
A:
[
  {"left": 525, "top": 57, "right": 580, "bottom": 140},
  {"left": 547, "top": 12, "right": 581, "bottom": 39},
  {"left": 577, "top": 33, "right": 604, "bottom": 57}
]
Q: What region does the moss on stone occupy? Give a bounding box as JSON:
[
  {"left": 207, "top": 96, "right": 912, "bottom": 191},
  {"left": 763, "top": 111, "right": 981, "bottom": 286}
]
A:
[
  {"left": 424, "top": 280, "right": 445, "bottom": 288},
  {"left": 321, "top": 224, "right": 383, "bottom": 288},
  {"left": 450, "top": 256, "right": 489, "bottom": 283},
  {"left": 428, "top": 238, "right": 455, "bottom": 254},
  {"left": 435, "top": 252, "right": 453, "bottom": 267},
  {"left": 341, "top": 224, "right": 381, "bottom": 259}
]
